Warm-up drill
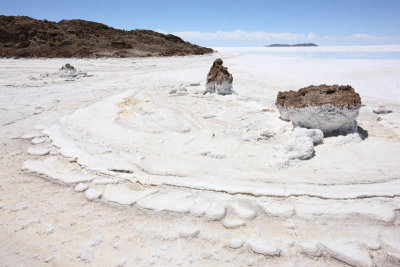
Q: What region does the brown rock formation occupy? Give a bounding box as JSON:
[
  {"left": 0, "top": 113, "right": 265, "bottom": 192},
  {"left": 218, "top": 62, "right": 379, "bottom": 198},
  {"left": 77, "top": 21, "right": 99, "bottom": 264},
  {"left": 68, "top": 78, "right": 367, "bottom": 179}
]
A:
[
  {"left": 275, "top": 84, "right": 361, "bottom": 108},
  {"left": 206, "top": 58, "right": 233, "bottom": 85},
  {"left": 275, "top": 84, "right": 362, "bottom": 133},
  {"left": 0, "top": 15, "right": 213, "bottom": 58}
]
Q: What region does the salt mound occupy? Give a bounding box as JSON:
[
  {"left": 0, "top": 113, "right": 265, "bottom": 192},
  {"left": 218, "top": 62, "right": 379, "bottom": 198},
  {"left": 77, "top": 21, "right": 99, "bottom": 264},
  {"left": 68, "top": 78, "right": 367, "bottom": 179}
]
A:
[
  {"left": 293, "top": 127, "right": 323, "bottom": 145},
  {"left": 277, "top": 128, "right": 323, "bottom": 167},
  {"left": 205, "top": 58, "right": 233, "bottom": 95},
  {"left": 276, "top": 84, "right": 361, "bottom": 134},
  {"left": 59, "top": 63, "right": 77, "bottom": 78},
  {"left": 283, "top": 136, "right": 315, "bottom": 160}
]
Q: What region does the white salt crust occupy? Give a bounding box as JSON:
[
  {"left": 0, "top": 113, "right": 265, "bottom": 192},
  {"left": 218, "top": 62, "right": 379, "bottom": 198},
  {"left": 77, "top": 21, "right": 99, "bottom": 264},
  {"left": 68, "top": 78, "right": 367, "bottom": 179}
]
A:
[
  {"left": 277, "top": 104, "right": 360, "bottom": 134},
  {"left": 206, "top": 79, "right": 232, "bottom": 95}
]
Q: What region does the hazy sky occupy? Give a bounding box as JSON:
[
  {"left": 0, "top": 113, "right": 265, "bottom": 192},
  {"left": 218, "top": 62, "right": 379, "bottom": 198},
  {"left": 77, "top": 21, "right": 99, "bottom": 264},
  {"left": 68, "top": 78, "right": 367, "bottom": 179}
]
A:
[{"left": 2, "top": 0, "right": 400, "bottom": 46}]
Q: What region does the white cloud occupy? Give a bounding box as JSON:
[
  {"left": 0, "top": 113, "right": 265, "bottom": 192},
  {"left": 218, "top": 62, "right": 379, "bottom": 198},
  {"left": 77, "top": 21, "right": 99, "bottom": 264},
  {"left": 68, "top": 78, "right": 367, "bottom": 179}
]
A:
[
  {"left": 307, "top": 32, "right": 317, "bottom": 40},
  {"left": 172, "top": 30, "right": 316, "bottom": 42},
  {"left": 156, "top": 28, "right": 168, "bottom": 34},
  {"left": 347, "top": 33, "right": 400, "bottom": 41},
  {"left": 163, "top": 30, "right": 400, "bottom": 46}
]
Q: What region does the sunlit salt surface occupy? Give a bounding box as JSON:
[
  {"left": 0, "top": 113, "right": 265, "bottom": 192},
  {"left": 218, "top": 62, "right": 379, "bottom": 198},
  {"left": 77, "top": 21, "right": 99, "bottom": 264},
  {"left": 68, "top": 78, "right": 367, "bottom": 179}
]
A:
[
  {"left": 2, "top": 46, "right": 400, "bottom": 266},
  {"left": 214, "top": 45, "right": 400, "bottom": 59}
]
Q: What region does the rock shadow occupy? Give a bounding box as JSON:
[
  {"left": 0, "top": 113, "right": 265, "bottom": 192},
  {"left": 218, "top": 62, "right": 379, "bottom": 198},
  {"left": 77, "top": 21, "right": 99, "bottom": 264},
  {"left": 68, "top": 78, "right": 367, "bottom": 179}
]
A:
[
  {"left": 323, "top": 125, "right": 368, "bottom": 140},
  {"left": 356, "top": 126, "right": 369, "bottom": 140}
]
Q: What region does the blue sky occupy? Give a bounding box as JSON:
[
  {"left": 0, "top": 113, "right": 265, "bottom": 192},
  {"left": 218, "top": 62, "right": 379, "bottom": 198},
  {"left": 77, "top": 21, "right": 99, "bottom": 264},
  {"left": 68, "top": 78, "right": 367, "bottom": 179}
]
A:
[{"left": 2, "top": 0, "right": 400, "bottom": 46}]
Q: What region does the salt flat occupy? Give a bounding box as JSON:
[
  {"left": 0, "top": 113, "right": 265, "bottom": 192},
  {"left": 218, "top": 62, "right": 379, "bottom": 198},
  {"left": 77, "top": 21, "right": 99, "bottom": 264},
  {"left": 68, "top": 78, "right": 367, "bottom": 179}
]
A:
[{"left": 1, "top": 47, "right": 400, "bottom": 266}]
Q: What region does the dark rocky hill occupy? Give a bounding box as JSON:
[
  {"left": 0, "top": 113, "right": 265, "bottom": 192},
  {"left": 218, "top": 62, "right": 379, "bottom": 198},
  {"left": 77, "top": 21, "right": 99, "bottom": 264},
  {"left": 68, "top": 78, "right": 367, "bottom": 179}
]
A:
[{"left": 0, "top": 15, "right": 213, "bottom": 58}]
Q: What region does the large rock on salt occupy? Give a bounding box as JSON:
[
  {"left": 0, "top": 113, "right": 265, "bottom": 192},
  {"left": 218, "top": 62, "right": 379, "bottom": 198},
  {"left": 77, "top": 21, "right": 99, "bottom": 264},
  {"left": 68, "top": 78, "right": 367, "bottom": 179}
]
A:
[
  {"left": 59, "top": 63, "right": 77, "bottom": 78},
  {"left": 275, "top": 84, "right": 361, "bottom": 134},
  {"left": 205, "top": 58, "right": 233, "bottom": 95}
]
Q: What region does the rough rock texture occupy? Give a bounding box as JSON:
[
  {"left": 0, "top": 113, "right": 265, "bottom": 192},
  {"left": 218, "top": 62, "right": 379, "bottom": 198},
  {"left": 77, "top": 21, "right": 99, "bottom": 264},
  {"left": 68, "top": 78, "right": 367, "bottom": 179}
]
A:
[
  {"left": 206, "top": 58, "right": 233, "bottom": 95},
  {"left": 59, "top": 63, "right": 76, "bottom": 78},
  {"left": 276, "top": 84, "right": 361, "bottom": 109},
  {"left": 0, "top": 15, "right": 213, "bottom": 58},
  {"left": 275, "top": 84, "right": 361, "bottom": 133}
]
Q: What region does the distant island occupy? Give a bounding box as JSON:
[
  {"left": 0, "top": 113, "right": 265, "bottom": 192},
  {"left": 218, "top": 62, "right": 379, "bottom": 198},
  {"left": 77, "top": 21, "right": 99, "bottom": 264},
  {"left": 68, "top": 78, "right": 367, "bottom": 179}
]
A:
[{"left": 265, "top": 43, "right": 318, "bottom": 47}]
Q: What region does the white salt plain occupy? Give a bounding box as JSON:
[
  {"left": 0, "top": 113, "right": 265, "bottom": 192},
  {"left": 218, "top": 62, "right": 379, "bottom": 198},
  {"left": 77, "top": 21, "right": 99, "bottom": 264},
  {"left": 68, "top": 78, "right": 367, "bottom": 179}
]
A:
[{"left": 1, "top": 46, "right": 400, "bottom": 266}]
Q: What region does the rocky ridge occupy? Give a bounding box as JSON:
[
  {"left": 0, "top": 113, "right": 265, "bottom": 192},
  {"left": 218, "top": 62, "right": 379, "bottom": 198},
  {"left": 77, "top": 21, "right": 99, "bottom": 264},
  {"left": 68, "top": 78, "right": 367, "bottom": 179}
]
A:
[{"left": 0, "top": 15, "right": 213, "bottom": 58}]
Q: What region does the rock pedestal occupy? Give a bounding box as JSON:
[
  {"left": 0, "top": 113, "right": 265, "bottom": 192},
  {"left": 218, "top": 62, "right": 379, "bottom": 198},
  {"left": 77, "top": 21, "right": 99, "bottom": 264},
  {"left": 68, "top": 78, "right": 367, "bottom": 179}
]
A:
[
  {"left": 275, "top": 84, "right": 361, "bottom": 134},
  {"left": 206, "top": 58, "right": 233, "bottom": 95}
]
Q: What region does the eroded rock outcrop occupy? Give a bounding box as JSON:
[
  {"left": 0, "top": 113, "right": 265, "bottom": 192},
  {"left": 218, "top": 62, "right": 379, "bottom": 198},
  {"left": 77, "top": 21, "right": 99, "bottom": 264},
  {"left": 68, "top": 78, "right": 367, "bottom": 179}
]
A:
[
  {"left": 275, "top": 84, "right": 361, "bottom": 134},
  {"left": 206, "top": 58, "right": 233, "bottom": 95}
]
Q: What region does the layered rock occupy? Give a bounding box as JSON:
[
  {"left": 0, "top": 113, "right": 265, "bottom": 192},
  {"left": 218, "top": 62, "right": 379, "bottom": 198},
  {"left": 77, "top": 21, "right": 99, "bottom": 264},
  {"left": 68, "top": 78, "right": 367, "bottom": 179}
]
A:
[
  {"left": 275, "top": 84, "right": 361, "bottom": 134},
  {"left": 206, "top": 58, "right": 233, "bottom": 95},
  {"left": 59, "top": 63, "right": 76, "bottom": 78}
]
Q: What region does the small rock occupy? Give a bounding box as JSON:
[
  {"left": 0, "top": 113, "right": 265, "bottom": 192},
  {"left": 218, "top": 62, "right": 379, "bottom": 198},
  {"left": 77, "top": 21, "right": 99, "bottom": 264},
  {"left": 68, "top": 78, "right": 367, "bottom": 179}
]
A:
[
  {"left": 222, "top": 218, "right": 246, "bottom": 229},
  {"left": 43, "top": 223, "right": 54, "bottom": 235},
  {"left": 60, "top": 63, "right": 77, "bottom": 78},
  {"left": 373, "top": 104, "right": 392, "bottom": 114},
  {"left": 77, "top": 248, "right": 93, "bottom": 263},
  {"left": 31, "top": 137, "right": 46, "bottom": 144},
  {"left": 227, "top": 238, "right": 244, "bottom": 249},
  {"left": 118, "top": 258, "right": 127, "bottom": 267},
  {"left": 299, "top": 242, "right": 321, "bottom": 257},
  {"left": 248, "top": 238, "right": 280, "bottom": 256},
  {"left": 74, "top": 183, "right": 88, "bottom": 192},
  {"left": 258, "top": 130, "right": 275, "bottom": 141},
  {"left": 27, "top": 147, "right": 50, "bottom": 156},
  {"left": 205, "top": 203, "right": 226, "bottom": 220},
  {"left": 85, "top": 187, "right": 104, "bottom": 201},
  {"left": 21, "top": 133, "right": 43, "bottom": 140},
  {"left": 179, "top": 227, "right": 200, "bottom": 238},
  {"left": 231, "top": 203, "right": 257, "bottom": 219},
  {"left": 44, "top": 255, "right": 55, "bottom": 263}
]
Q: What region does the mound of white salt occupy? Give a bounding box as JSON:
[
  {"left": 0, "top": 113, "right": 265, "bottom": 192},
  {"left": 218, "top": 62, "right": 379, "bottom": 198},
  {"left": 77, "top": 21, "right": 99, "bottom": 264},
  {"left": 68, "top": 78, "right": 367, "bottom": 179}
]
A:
[{"left": 278, "top": 128, "right": 324, "bottom": 166}]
